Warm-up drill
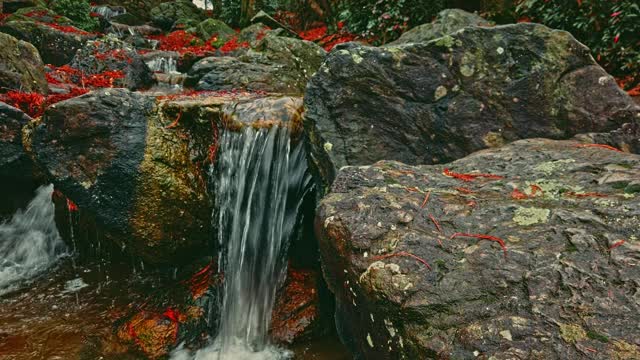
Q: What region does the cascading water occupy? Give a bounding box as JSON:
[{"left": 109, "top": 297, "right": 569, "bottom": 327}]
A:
[
  {"left": 146, "top": 56, "right": 179, "bottom": 74},
  {"left": 0, "top": 184, "right": 66, "bottom": 296},
  {"left": 172, "top": 126, "right": 311, "bottom": 359}
]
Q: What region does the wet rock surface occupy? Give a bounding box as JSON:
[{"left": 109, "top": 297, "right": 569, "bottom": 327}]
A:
[
  {"left": 0, "top": 32, "right": 48, "bottom": 94},
  {"left": 0, "top": 102, "right": 33, "bottom": 177},
  {"left": 304, "top": 23, "right": 640, "bottom": 187},
  {"left": 316, "top": 138, "right": 640, "bottom": 359}
]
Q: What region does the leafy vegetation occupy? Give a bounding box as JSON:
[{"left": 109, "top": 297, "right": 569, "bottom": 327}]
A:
[
  {"left": 515, "top": 0, "right": 640, "bottom": 87},
  {"left": 51, "top": 0, "right": 99, "bottom": 31}
]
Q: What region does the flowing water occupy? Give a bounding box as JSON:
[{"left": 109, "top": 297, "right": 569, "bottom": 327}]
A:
[
  {"left": 0, "top": 185, "right": 66, "bottom": 296},
  {"left": 172, "top": 126, "right": 312, "bottom": 359}
]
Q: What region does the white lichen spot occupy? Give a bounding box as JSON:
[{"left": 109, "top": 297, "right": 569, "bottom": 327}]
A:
[
  {"left": 390, "top": 224, "right": 397, "bottom": 231},
  {"left": 513, "top": 207, "right": 550, "bottom": 226},
  {"left": 370, "top": 313, "right": 375, "bottom": 322},
  {"left": 364, "top": 252, "right": 369, "bottom": 258},
  {"left": 367, "top": 333, "right": 374, "bottom": 348},
  {"left": 324, "top": 216, "right": 335, "bottom": 228},
  {"left": 496, "top": 47, "right": 505, "bottom": 55},
  {"left": 499, "top": 330, "right": 513, "bottom": 341},
  {"left": 352, "top": 53, "right": 364, "bottom": 64},
  {"left": 460, "top": 64, "right": 474, "bottom": 77},
  {"left": 377, "top": 222, "right": 382, "bottom": 227},
  {"left": 323, "top": 142, "right": 333, "bottom": 152},
  {"left": 598, "top": 76, "right": 610, "bottom": 85},
  {"left": 473, "top": 350, "right": 480, "bottom": 357},
  {"left": 434, "top": 85, "right": 448, "bottom": 101}
]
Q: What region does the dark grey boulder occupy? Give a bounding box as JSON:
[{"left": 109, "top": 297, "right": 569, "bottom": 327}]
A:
[
  {"left": 303, "top": 23, "right": 640, "bottom": 188},
  {"left": 317, "top": 138, "right": 640, "bottom": 359}
]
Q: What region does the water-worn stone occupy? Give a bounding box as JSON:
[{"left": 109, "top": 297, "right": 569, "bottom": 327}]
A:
[
  {"left": 27, "top": 89, "right": 306, "bottom": 263},
  {"left": 186, "top": 33, "right": 326, "bottom": 95},
  {"left": 0, "top": 20, "right": 96, "bottom": 65},
  {"left": 304, "top": 23, "right": 640, "bottom": 188},
  {"left": 149, "top": 0, "right": 205, "bottom": 30},
  {"left": 388, "top": 8, "right": 492, "bottom": 45},
  {"left": 316, "top": 138, "right": 640, "bottom": 359},
  {"left": 71, "top": 36, "right": 155, "bottom": 90},
  {"left": 0, "top": 32, "right": 48, "bottom": 94},
  {"left": 0, "top": 102, "right": 33, "bottom": 177}
]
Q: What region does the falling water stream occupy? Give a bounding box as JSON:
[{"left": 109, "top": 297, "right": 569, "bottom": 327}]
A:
[
  {"left": 0, "top": 185, "right": 66, "bottom": 296},
  {"left": 173, "top": 126, "right": 311, "bottom": 359}
]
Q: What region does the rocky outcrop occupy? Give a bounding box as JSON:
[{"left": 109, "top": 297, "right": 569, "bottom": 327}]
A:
[
  {"left": 149, "top": 0, "right": 205, "bottom": 30},
  {"left": 0, "top": 32, "right": 48, "bottom": 94},
  {"left": 304, "top": 23, "right": 640, "bottom": 188},
  {"left": 317, "top": 138, "right": 640, "bottom": 359},
  {"left": 388, "top": 8, "right": 492, "bottom": 45},
  {"left": 0, "top": 102, "right": 33, "bottom": 177},
  {"left": 186, "top": 33, "right": 326, "bottom": 95},
  {"left": 0, "top": 20, "right": 96, "bottom": 65},
  {"left": 191, "top": 18, "right": 235, "bottom": 47},
  {"left": 71, "top": 36, "right": 155, "bottom": 90},
  {"left": 27, "top": 89, "right": 306, "bottom": 263}
]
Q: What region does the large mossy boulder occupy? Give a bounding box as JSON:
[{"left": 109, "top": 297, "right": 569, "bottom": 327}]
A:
[
  {"left": 71, "top": 36, "right": 155, "bottom": 90},
  {"left": 389, "top": 8, "right": 492, "bottom": 45},
  {"left": 0, "top": 32, "right": 48, "bottom": 94},
  {"left": 304, "top": 23, "right": 640, "bottom": 188},
  {"left": 191, "top": 18, "right": 235, "bottom": 46},
  {"left": 317, "top": 138, "right": 640, "bottom": 359},
  {"left": 0, "top": 20, "right": 96, "bottom": 65},
  {"left": 186, "top": 33, "right": 326, "bottom": 95},
  {"left": 149, "top": 0, "right": 205, "bottom": 30},
  {"left": 26, "top": 89, "right": 306, "bottom": 264}
]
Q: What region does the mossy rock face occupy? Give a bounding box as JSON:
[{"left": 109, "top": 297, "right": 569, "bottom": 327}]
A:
[
  {"left": 317, "top": 138, "right": 640, "bottom": 359},
  {"left": 5, "top": 6, "right": 73, "bottom": 24},
  {"left": 27, "top": 89, "right": 305, "bottom": 264},
  {"left": 0, "top": 32, "right": 48, "bottom": 94},
  {"left": 186, "top": 33, "right": 326, "bottom": 95},
  {"left": 0, "top": 20, "right": 96, "bottom": 65},
  {"left": 388, "top": 8, "right": 492, "bottom": 45},
  {"left": 191, "top": 18, "right": 235, "bottom": 47},
  {"left": 149, "top": 0, "right": 205, "bottom": 30},
  {"left": 304, "top": 23, "right": 640, "bottom": 189}
]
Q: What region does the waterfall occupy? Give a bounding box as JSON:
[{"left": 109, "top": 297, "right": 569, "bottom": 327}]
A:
[
  {"left": 146, "top": 56, "right": 179, "bottom": 74},
  {"left": 0, "top": 185, "right": 65, "bottom": 296},
  {"left": 172, "top": 126, "right": 311, "bottom": 359},
  {"left": 91, "top": 5, "right": 127, "bottom": 20}
]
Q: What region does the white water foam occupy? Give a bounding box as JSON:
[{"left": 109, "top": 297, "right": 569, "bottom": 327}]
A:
[{"left": 0, "top": 185, "right": 66, "bottom": 296}]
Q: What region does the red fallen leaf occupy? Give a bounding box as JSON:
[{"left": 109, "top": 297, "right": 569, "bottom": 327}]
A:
[
  {"left": 450, "top": 232, "right": 508, "bottom": 258},
  {"left": 443, "top": 168, "right": 504, "bottom": 182},
  {"left": 574, "top": 143, "right": 622, "bottom": 152},
  {"left": 611, "top": 11, "right": 622, "bottom": 17},
  {"left": 162, "top": 308, "right": 183, "bottom": 323},
  {"left": 609, "top": 240, "right": 625, "bottom": 250},
  {"left": 530, "top": 184, "right": 543, "bottom": 196},
  {"left": 511, "top": 188, "right": 528, "bottom": 200},
  {"left": 614, "top": 34, "right": 620, "bottom": 43},
  {"left": 565, "top": 191, "right": 608, "bottom": 198},
  {"left": 67, "top": 198, "right": 79, "bottom": 212}
]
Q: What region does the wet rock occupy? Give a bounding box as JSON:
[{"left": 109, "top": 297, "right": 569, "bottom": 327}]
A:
[
  {"left": 388, "top": 8, "right": 492, "bottom": 45},
  {"left": 71, "top": 36, "right": 155, "bottom": 90},
  {"left": 27, "top": 89, "right": 306, "bottom": 263},
  {"left": 574, "top": 121, "right": 640, "bottom": 155},
  {"left": 96, "top": 0, "right": 168, "bottom": 21},
  {"left": 0, "top": 102, "right": 33, "bottom": 177},
  {"left": 317, "top": 138, "right": 640, "bottom": 359},
  {"left": 186, "top": 33, "right": 326, "bottom": 95},
  {"left": 149, "top": 0, "right": 205, "bottom": 30},
  {"left": 251, "top": 10, "right": 298, "bottom": 38},
  {"left": 304, "top": 23, "right": 640, "bottom": 188},
  {"left": 0, "top": 20, "right": 96, "bottom": 65},
  {"left": 238, "top": 22, "right": 271, "bottom": 47},
  {"left": 0, "top": 32, "right": 48, "bottom": 94},
  {"left": 270, "top": 268, "right": 323, "bottom": 344}
]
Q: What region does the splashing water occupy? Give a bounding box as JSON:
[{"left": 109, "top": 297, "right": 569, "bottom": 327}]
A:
[
  {"left": 146, "top": 56, "right": 179, "bottom": 74},
  {"left": 0, "top": 185, "right": 65, "bottom": 296},
  {"left": 172, "top": 126, "right": 311, "bottom": 359}
]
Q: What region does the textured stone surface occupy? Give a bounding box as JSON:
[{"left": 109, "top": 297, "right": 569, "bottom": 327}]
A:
[
  {"left": 149, "top": 0, "right": 205, "bottom": 30},
  {"left": 186, "top": 33, "right": 326, "bottom": 95},
  {"left": 71, "top": 36, "right": 155, "bottom": 90},
  {"left": 0, "top": 102, "right": 33, "bottom": 177},
  {"left": 0, "top": 20, "right": 96, "bottom": 65},
  {"left": 317, "top": 138, "right": 640, "bottom": 359},
  {"left": 0, "top": 32, "right": 48, "bottom": 94},
  {"left": 304, "top": 23, "right": 640, "bottom": 188},
  {"left": 388, "top": 8, "right": 492, "bottom": 45}
]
